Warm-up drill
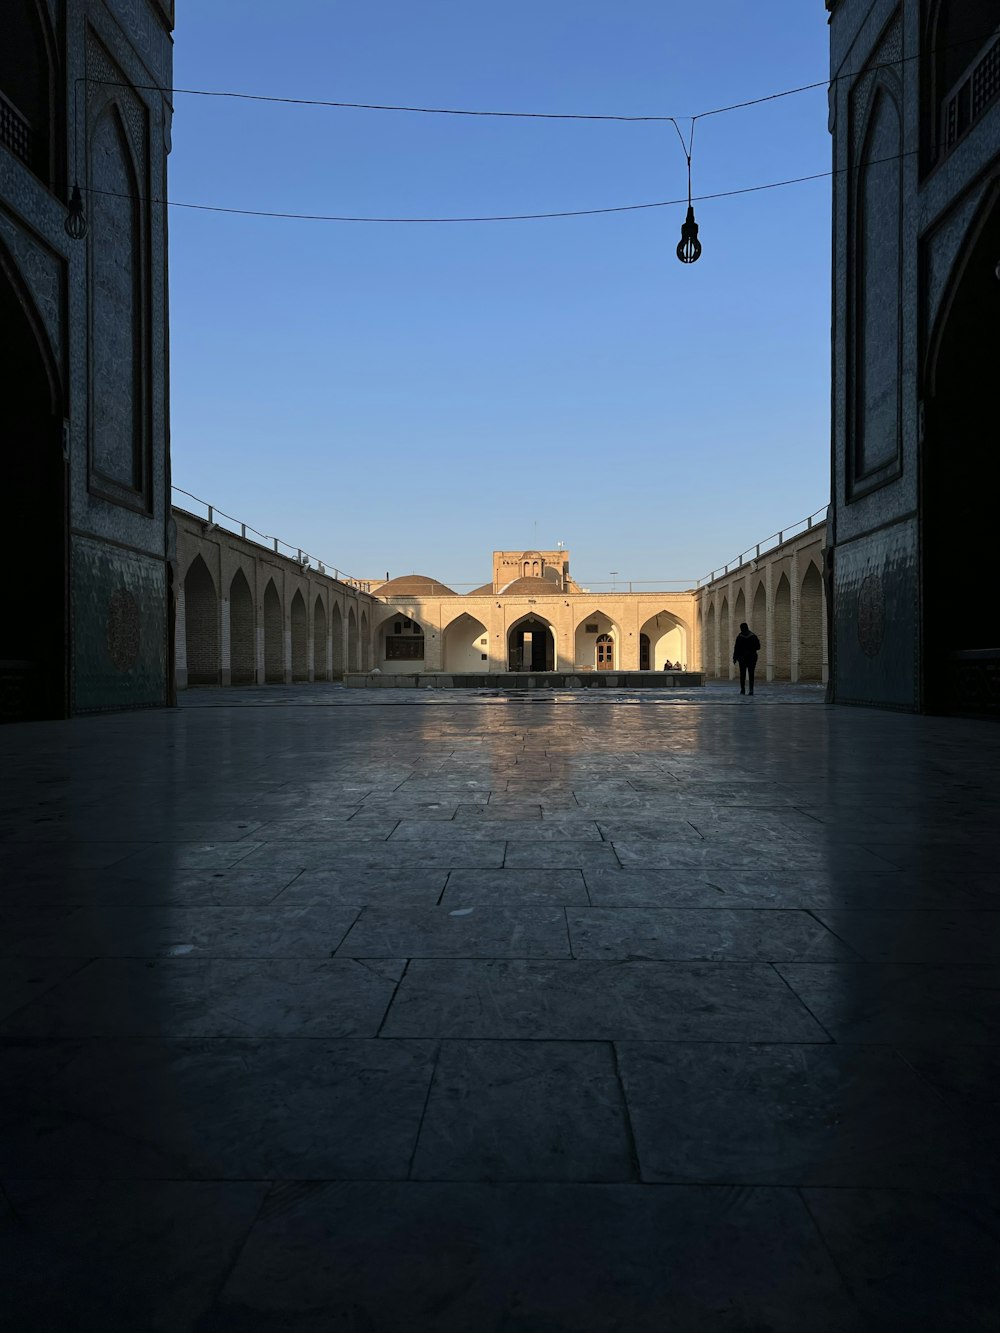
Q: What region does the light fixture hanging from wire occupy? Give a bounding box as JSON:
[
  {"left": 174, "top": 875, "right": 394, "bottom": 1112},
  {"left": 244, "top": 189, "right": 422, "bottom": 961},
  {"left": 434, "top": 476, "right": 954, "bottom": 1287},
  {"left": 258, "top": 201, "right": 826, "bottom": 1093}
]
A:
[{"left": 671, "top": 118, "right": 701, "bottom": 264}]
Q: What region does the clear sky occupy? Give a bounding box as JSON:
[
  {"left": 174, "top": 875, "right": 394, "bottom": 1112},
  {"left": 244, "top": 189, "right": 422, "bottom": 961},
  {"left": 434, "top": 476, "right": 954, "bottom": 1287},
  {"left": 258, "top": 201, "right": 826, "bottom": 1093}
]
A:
[{"left": 168, "top": 1, "right": 832, "bottom": 592}]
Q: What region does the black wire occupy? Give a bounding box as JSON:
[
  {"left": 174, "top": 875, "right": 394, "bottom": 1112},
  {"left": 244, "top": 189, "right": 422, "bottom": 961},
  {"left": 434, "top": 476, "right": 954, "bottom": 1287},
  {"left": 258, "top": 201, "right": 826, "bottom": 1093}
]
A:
[
  {"left": 77, "top": 27, "right": 998, "bottom": 125},
  {"left": 84, "top": 149, "right": 914, "bottom": 225}
]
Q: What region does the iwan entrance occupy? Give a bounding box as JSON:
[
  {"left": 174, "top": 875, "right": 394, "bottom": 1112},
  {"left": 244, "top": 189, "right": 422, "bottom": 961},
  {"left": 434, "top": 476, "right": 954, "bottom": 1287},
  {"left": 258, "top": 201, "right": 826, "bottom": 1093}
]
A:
[{"left": 508, "top": 617, "right": 555, "bottom": 671}]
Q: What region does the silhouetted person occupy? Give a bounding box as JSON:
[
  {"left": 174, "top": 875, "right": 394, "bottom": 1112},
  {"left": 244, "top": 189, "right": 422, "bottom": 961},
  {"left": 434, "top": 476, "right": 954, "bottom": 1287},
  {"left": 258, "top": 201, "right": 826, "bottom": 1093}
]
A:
[{"left": 733, "top": 621, "right": 761, "bottom": 695}]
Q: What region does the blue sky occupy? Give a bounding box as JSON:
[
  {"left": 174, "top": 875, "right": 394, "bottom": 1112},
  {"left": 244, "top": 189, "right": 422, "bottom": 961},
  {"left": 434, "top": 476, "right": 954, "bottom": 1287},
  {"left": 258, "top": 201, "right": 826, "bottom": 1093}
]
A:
[{"left": 169, "top": 1, "right": 832, "bottom": 591}]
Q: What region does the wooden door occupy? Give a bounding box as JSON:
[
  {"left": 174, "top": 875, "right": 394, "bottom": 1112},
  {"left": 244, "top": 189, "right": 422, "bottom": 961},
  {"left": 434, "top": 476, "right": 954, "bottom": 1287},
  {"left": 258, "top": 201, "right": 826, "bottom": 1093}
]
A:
[{"left": 596, "top": 634, "right": 614, "bottom": 670}]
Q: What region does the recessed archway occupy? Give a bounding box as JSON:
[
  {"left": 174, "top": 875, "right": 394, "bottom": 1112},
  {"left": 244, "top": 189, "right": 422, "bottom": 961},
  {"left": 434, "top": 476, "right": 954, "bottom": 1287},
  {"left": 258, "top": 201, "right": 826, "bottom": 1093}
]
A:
[
  {"left": 924, "top": 187, "right": 1000, "bottom": 710},
  {"left": 799, "top": 563, "right": 823, "bottom": 681},
  {"left": 347, "top": 606, "right": 359, "bottom": 672},
  {"left": 263, "top": 579, "right": 283, "bottom": 683},
  {"left": 314, "top": 595, "right": 328, "bottom": 679},
  {"left": 184, "top": 556, "right": 219, "bottom": 685},
  {"left": 508, "top": 615, "right": 555, "bottom": 671},
  {"left": 444, "top": 613, "right": 489, "bottom": 672},
  {"left": 360, "top": 610, "right": 371, "bottom": 671},
  {"left": 574, "top": 610, "right": 620, "bottom": 671},
  {"left": 704, "top": 602, "right": 717, "bottom": 677},
  {"left": 773, "top": 574, "right": 792, "bottom": 680},
  {"left": 229, "top": 569, "right": 255, "bottom": 685},
  {"left": 719, "top": 597, "right": 730, "bottom": 677},
  {"left": 290, "top": 590, "right": 308, "bottom": 681},
  {"left": 379, "top": 612, "right": 425, "bottom": 672},
  {"left": 639, "top": 609, "right": 687, "bottom": 671},
  {"left": 331, "top": 602, "right": 344, "bottom": 675},
  {"left": 0, "top": 240, "right": 65, "bottom": 720}
]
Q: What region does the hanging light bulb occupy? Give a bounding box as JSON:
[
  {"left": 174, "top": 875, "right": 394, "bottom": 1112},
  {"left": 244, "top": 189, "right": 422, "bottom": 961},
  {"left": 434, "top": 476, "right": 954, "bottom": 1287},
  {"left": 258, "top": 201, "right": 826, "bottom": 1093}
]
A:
[
  {"left": 64, "top": 183, "right": 88, "bottom": 240},
  {"left": 677, "top": 204, "right": 702, "bottom": 264}
]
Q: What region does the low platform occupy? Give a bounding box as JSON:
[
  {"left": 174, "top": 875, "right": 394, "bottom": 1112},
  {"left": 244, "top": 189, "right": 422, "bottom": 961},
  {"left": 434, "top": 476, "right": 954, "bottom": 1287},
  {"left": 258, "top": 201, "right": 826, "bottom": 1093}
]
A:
[{"left": 344, "top": 670, "right": 704, "bottom": 689}]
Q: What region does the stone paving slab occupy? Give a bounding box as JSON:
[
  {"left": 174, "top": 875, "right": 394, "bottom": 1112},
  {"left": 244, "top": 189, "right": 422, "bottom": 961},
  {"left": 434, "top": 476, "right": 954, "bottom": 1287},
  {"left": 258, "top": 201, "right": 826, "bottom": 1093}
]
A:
[{"left": 3, "top": 683, "right": 1000, "bottom": 1330}]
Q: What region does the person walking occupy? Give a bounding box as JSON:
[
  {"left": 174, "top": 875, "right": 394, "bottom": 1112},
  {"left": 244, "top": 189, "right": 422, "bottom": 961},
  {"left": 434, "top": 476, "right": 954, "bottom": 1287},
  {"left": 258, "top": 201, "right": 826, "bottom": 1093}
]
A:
[{"left": 733, "top": 621, "right": 761, "bottom": 695}]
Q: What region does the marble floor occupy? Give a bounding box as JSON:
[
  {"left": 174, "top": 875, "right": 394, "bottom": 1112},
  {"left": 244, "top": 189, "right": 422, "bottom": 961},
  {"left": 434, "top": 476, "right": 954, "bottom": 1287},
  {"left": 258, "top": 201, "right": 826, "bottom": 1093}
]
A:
[{"left": 2, "top": 682, "right": 998, "bottom": 1332}]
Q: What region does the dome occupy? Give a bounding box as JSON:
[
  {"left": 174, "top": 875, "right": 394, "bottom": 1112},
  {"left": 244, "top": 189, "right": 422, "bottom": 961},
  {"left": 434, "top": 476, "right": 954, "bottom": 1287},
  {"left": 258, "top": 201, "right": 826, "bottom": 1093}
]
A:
[
  {"left": 497, "top": 576, "right": 561, "bottom": 596},
  {"left": 377, "top": 574, "right": 456, "bottom": 597},
  {"left": 467, "top": 582, "right": 494, "bottom": 596}
]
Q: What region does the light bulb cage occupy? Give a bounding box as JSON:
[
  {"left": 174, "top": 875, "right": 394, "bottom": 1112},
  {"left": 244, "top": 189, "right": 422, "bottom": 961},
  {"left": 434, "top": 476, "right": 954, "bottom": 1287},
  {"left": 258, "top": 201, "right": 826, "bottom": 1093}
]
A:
[
  {"left": 677, "top": 204, "right": 702, "bottom": 264},
  {"left": 65, "top": 183, "right": 88, "bottom": 240}
]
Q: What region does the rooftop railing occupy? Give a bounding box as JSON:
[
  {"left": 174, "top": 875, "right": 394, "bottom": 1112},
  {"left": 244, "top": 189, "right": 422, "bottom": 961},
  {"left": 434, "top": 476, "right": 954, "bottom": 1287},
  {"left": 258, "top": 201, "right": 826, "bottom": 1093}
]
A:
[
  {"left": 697, "top": 506, "right": 828, "bottom": 588},
  {"left": 171, "top": 487, "right": 373, "bottom": 592}
]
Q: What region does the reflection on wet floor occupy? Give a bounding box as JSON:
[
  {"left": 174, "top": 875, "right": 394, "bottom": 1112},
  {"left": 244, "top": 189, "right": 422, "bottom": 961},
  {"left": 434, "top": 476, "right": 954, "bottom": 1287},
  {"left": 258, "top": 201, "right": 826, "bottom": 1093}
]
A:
[{"left": 1, "top": 683, "right": 998, "bottom": 1331}]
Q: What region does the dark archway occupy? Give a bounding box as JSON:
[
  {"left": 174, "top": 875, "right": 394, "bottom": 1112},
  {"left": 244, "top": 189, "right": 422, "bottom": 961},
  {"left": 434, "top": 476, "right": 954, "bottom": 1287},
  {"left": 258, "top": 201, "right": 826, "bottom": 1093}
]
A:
[
  {"left": 773, "top": 575, "right": 792, "bottom": 680},
  {"left": 0, "top": 1, "right": 58, "bottom": 189},
  {"left": 314, "top": 596, "right": 328, "bottom": 679},
  {"left": 229, "top": 569, "right": 255, "bottom": 685},
  {"left": 347, "top": 606, "right": 359, "bottom": 672},
  {"left": 799, "top": 563, "right": 823, "bottom": 682},
  {"left": 183, "top": 556, "right": 219, "bottom": 685},
  {"left": 331, "top": 602, "right": 344, "bottom": 675},
  {"left": 360, "top": 610, "right": 371, "bottom": 671},
  {"left": 508, "top": 616, "right": 555, "bottom": 671},
  {"left": 0, "top": 245, "right": 65, "bottom": 721},
  {"left": 925, "top": 189, "right": 1000, "bottom": 711},
  {"left": 705, "top": 603, "right": 716, "bottom": 677},
  {"left": 263, "top": 579, "right": 283, "bottom": 683},
  {"left": 290, "top": 590, "right": 308, "bottom": 681}
]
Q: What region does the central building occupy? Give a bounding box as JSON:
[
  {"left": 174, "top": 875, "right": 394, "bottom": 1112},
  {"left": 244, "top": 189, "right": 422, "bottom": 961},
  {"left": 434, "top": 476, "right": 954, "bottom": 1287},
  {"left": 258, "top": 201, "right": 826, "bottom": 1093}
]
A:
[{"left": 368, "top": 548, "right": 696, "bottom": 675}]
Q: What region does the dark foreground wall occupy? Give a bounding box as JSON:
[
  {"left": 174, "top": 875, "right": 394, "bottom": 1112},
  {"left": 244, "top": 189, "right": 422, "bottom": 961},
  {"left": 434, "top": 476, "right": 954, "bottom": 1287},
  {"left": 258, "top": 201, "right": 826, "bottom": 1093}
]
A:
[
  {"left": 827, "top": 0, "right": 1000, "bottom": 712},
  {"left": 0, "top": 1, "right": 175, "bottom": 719}
]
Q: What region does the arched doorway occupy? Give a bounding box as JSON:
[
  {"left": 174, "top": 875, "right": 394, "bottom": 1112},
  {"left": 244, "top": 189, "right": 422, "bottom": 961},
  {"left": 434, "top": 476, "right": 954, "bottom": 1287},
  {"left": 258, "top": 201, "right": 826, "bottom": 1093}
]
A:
[
  {"left": 183, "top": 556, "right": 219, "bottom": 685},
  {"left": 331, "top": 602, "right": 344, "bottom": 675},
  {"left": 508, "top": 616, "right": 555, "bottom": 671},
  {"left": 639, "top": 610, "right": 687, "bottom": 671},
  {"left": 229, "top": 569, "right": 255, "bottom": 685},
  {"left": 263, "top": 579, "right": 283, "bottom": 682},
  {"left": 314, "top": 596, "right": 328, "bottom": 679},
  {"left": 0, "top": 244, "right": 65, "bottom": 721},
  {"left": 705, "top": 603, "right": 716, "bottom": 677},
  {"left": 360, "top": 610, "right": 371, "bottom": 670},
  {"left": 925, "top": 189, "right": 1000, "bottom": 711},
  {"left": 444, "top": 613, "right": 489, "bottom": 672},
  {"left": 574, "top": 611, "right": 619, "bottom": 671}
]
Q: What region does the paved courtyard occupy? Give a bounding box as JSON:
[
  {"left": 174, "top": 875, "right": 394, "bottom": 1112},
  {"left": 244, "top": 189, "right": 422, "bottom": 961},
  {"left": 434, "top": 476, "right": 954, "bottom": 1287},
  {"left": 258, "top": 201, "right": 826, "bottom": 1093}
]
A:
[{"left": 2, "top": 683, "right": 999, "bottom": 1331}]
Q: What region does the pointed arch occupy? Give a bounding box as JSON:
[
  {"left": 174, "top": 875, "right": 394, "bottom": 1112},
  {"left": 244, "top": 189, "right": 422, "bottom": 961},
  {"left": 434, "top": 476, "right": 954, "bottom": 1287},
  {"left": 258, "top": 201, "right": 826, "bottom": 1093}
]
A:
[
  {"left": 360, "top": 610, "right": 371, "bottom": 671},
  {"left": 799, "top": 562, "right": 823, "bottom": 682},
  {"left": 379, "top": 612, "right": 424, "bottom": 670},
  {"left": 183, "top": 556, "right": 219, "bottom": 685},
  {"left": 734, "top": 588, "right": 746, "bottom": 627},
  {"left": 90, "top": 103, "right": 144, "bottom": 492},
  {"left": 852, "top": 80, "right": 903, "bottom": 482},
  {"left": 314, "top": 595, "right": 328, "bottom": 679},
  {"left": 704, "top": 602, "right": 717, "bottom": 678},
  {"left": 0, "top": 1, "right": 59, "bottom": 187},
  {"left": 443, "top": 612, "right": 489, "bottom": 672},
  {"left": 290, "top": 589, "right": 308, "bottom": 681},
  {"left": 507, "top": 613, "right": 555, "bottom": 672},
  {"left": 752, "top": 581, "right": 767, "bottom": 634},
  {"left": 229, "top": 569, "right": 255, "bottom": 685},
  {"left": 573, "top": 609, "right": 621, "bottom": 671},
  {"left": 263, "top": 579, "right": 283, "bottom": 682},
  {"left": 639, "top": 609, "right": 688, "bottom": 671},
  {"left": 347, "top": 606, "right": 360, "bottom": 672},
  {"left": 331, "top": 601, "right": 345, "bottom": 676},
  {"left": 0, "top": 238, "right": 66, "bottom": 718},
  {"left": 773, "top": 574, "right": 792, "bottom": 680}
]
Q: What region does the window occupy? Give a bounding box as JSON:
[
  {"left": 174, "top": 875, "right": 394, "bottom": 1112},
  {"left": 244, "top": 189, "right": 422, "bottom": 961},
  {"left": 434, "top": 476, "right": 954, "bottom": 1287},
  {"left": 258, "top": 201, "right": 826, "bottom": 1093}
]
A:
[
  {"left": 394, "top": 621, "right": 402, "bottom": 634},
  {"left": 481, "top": 653, "right": 488, "bottom": 661},
  {"left": 385, "top": 636, "right": 424, "bottom": 660},
  {"left": 480, "top": 638, "right": 488, "bottom": 645}
]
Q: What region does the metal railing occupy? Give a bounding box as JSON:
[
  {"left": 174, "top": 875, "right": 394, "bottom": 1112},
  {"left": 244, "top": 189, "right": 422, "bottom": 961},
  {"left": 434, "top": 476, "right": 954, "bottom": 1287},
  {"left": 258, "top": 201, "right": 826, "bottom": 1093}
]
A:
[
  {"left": 171, "top": 487, "right": 373, "bottom": 592},
  {"left": 697, "top": 506, "right": 828, "bottom": 589}
]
